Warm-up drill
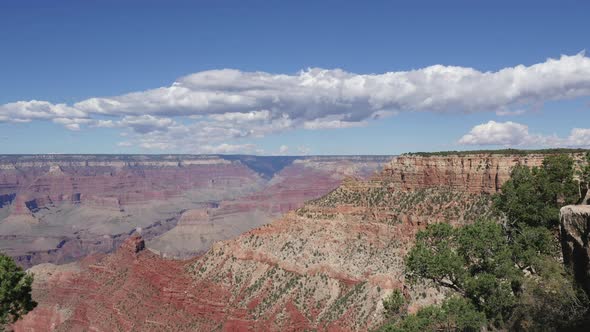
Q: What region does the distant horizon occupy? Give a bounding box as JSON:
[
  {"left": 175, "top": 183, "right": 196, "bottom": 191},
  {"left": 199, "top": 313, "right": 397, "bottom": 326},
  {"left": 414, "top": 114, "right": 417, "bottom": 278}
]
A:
[{"left": 0, "top": 147, "right": 588, "bottom": 158}]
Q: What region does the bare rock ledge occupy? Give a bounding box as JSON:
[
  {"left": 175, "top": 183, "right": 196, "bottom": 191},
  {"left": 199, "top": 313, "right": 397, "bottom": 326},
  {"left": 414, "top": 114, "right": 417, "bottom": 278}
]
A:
[{"left": 560, "top": 205, "right": 590, "bottom": 295}]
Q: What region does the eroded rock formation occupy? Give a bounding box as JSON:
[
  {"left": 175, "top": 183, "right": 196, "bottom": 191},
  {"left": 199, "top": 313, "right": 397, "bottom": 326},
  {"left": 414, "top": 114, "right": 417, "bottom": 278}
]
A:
[
  {"left": 560, "top": 205, "right": 590, "bottom": 296},
  {"left": 0, "top": 155, "right": 388, "bottom": 266},
  {"left": 382, "top": 154, "right": 547, "bottom": 193}
]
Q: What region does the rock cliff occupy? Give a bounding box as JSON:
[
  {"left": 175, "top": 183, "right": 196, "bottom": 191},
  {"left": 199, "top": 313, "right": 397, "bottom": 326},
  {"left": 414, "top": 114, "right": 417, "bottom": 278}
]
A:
[
  {"left": 381, "top": 154, "right": 546, "bottom": 193},
  {"left": 560, "top": 205, "right": 590, "bottom": 296}
]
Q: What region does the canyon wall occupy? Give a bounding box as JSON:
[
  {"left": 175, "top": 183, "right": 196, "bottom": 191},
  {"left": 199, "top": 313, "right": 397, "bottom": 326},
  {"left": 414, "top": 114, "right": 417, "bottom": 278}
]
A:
[
  {"left": 11, "top": 152, "right": 507, "bottom": 331},
  {"left": 0, "top": 155, "right": 258, "bottom": 210},
  {"left": 0, "top": 154, "right": 389, "bottom": 266},
  {"left": 15, "top": 151, "right": 588, "bottom": 331},
  {"left": 381, "top": 153, "right": 548, "bottom": 193},
  {"left": 14, "top": 179, "right": 492, "bottom": 331},
  {"left": 147, "top": 159, "right": 385, "bottom": 258}
]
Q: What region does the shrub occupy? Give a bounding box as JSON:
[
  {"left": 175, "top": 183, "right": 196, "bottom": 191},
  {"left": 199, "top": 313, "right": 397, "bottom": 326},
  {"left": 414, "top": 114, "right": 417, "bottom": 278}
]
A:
[
  {"left": 0, "top": 254, "right": 36, "bottom": 329},
  {"left": 382, "top": 289, "right": 405, "bottom": 318}
]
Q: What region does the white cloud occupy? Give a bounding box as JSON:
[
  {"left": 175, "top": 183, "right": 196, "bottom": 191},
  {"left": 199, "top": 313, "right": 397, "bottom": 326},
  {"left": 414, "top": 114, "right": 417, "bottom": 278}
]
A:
[
  {"left": 567, "top": 128, "right": 590, "bottom": 146},
  {"left": 303, "top": 116, "right": 368, "bottom": 130},
  {"left": 458, "top": 121, "right": 533, "bottom": 146},
  {"left": 114, "top": 120, "right": 264, "bottom": 153},
  {"left": 199, "top": 143, "right": 258, "bottom": 154},
  {"left": 495, "top": 109, "right": 527, "bottom": 116},
  {"left": 297, "top": 145, "right": 311, "bottom": 155},
  {"left": 68, "top": 53, "right": 590, "bottom": 121},
  {"left": 459, "top": 121, "right": 590, "bottom": 147},
  {"left": 209, "top": 110, "right": 271, "bottom": 122},
  {"left": 0, "top": 100, "right": 89, "bottom": 130},
  {"left": 139, "top": 141, "right": 175, "bottom": 150},
  {"left": 0, "top": 100, "right": 86, "bottom": 123},
  {"left": 94, "top": 119, "right": 117, "bottom": 128},
  {"left": 118, "top": 115, "right": 175, "bottom": 134},
  {"left": 3, "top": 52, "right": 590, "bottom": 150},
  {"left": 52, "top": 117, "right": 93, "bottom": 131},
  {"left": 279, "top": 145, "right": 289, "bottom": 155}
]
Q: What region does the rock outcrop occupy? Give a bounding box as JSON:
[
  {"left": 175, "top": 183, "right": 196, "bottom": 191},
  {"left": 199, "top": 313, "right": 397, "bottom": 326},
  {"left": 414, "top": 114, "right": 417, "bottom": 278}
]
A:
[
  {"left": 560, "top": 205, "right": 590, "bottom": 296},
  {"left": 381, "top": 154, "right": 547, "bottom": 193},
  {"left": 120, "top": 234, "right": 145, "bottom": 254}
]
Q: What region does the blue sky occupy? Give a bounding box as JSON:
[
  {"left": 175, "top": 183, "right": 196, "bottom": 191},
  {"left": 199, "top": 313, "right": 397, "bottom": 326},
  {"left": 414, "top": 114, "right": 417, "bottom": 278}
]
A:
[{"left": 1, "top": 0, "right": 589, "bottom": 155}]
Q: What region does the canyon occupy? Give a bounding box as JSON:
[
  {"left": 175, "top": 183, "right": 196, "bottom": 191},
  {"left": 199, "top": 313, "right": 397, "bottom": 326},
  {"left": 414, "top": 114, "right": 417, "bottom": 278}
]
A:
[
  {"left": 15, "top": 151, "right": 589, "bottom": 331},
  {"left": 0, "top": 154, "right": 389, "bottom": 267}
]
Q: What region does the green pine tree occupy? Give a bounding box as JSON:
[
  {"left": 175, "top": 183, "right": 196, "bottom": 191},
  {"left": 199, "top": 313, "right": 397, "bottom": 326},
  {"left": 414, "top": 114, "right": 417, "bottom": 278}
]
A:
[{"left": 0, "top": 254, "right": 36, "bottom": 330}]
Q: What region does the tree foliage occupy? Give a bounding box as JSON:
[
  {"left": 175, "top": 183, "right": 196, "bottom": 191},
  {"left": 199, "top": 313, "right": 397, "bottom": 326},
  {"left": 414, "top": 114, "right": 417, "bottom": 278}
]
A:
[
  {"left": 583, "top": 152, "right": 590, "bottom": 184},
  {"left": 0, "top": 254, "right": 36, "bottom": 329},
  {"left": 383, "top": 289, "right": 405, "bottom": 319},
  {"left": 405, "top": 148, "right": 589, "bottom": 157},
  {"left": 510, "top": 256, "right": 589, "bottom": 330},
  {"left": 494, "top": 154, "right": 579, "bottom": 229},
  {"left": 379, "top": 297, "right": 485, "bottom": 332},
  {"left": 406, "top": 220, "right": 520, "bottom": 327},
  {"left": 382, "top": 154, "right": 589, "bottom": 331}
]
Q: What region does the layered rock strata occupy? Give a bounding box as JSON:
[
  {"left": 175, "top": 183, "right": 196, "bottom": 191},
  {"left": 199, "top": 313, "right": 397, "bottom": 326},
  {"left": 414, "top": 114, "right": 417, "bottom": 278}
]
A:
[
  {"left": 14, "top": 153, "right": 505, "bottom": 331},
  {"left": 0, "top": 155, "right": 389, "bottom": 266},
  {"left": 17, "top": 152, "right": 588, "bottom": 331},
  {"left": 381, "top": 154, "right": 549, "bottom": 193}
]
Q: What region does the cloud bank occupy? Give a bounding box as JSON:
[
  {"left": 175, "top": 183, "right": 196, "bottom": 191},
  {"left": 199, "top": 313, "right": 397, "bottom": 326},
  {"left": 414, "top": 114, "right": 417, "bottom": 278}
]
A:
[
  {"left": 2, "top": 53, "right": 590, "bottom": 152},
  {"left": 459, "top": 121, "right": 590, "bottom": 147}
]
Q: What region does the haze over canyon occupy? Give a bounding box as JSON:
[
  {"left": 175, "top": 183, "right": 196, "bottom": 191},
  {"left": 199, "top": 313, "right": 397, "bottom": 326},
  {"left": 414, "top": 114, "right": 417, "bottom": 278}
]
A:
[{"left": 0, "top": 154, "right": 389, "bottom": 267}]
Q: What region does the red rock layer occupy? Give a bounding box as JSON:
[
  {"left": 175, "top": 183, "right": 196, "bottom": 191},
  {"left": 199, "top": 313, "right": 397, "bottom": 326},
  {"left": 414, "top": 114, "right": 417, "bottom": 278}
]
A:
[
  {"left": 2, "top": 156, "right": 389, "bottom": 267},
  {"left": 146, "top": 161, "right": 385, "bottom": 259},
  {"left": 15, "top": 174, "right": 494, "bottom": 331},
  {"left": 218, "top": 163, "right": 344, "bottom": 215},
  {"left": 1, "top": 163, "right": 261, "bottom": 213},
  {"left": 381, "top": 154, "right": 547, "bottom": 193}
]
